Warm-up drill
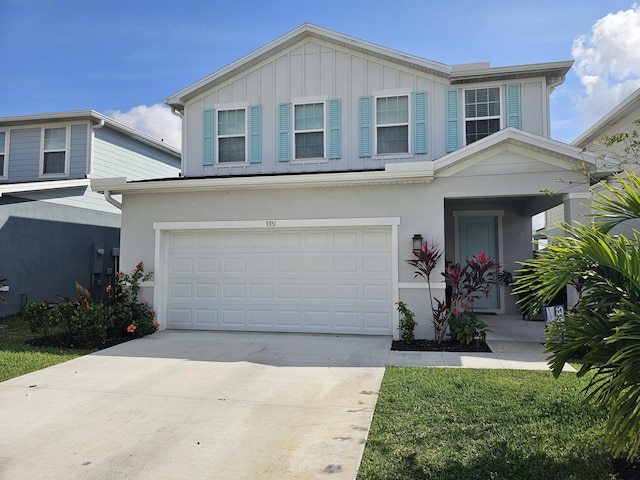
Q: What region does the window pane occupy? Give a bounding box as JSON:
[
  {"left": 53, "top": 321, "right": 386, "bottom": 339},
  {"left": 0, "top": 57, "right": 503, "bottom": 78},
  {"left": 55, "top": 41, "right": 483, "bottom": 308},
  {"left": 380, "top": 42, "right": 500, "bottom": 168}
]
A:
[
  {"left": 465, "top": 88, "right": 500, "bottom": 119},
  {"left": 465, "top": 119, "right": 500, "bottom": 144},
  {"left": 377, "top": 96, "right": 408, "bottom": 125},
  {"left": 295, "top": 132, "right": 324, "bottom": 159},
  {"left": 294, "top": 103, "right": 323, "bottom": 130},
  {"left": 218, "top": 137, "right": 245, "bottom": 163},
  {"left": 218, "top": 109, "right": 245, "bottom": 136},
  {"left": 0, "top": 132, "right": 5, "bottom": 151},
  {"left": 43, "top": 151, "right": 65, "bottom": 174},
  {"left": 0, "top": 155, "right": 4, "bottom": 175},
  {"left": 44, "top": 127, "right": 66, "bottom": 150},
  {"left": 377, "top": 125, "right": 408, "bottom": 154}
]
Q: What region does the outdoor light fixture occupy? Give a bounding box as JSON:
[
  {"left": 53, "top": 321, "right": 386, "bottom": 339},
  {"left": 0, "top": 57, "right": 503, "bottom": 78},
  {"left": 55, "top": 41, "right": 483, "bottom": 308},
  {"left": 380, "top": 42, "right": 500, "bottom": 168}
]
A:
[{"left": 412, "top": 234, "right": 423, "bottom": 254}]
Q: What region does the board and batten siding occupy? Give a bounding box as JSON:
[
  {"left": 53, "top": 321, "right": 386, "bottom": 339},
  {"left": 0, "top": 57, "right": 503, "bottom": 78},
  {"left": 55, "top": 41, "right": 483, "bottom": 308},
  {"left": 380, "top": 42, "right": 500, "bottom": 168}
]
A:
[
  {"left": 182, "top": 39, "right": 446, "bottom": 177},
  {"left": 91, "top": 127, "right": 180, "bottom": 181}
]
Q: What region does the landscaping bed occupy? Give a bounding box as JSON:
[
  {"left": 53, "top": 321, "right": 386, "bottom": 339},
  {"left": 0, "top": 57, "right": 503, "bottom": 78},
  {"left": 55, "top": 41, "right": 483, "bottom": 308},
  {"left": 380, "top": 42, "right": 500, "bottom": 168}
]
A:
[{"left": 391, "top": 339, "right": 491, "bottom": 352}]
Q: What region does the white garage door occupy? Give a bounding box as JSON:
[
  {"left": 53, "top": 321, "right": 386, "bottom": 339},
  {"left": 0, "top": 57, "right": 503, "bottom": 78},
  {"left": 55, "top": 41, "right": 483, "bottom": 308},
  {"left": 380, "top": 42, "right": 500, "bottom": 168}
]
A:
[{"left": 164, "top": 226, "right": 393, "bottom": 335}]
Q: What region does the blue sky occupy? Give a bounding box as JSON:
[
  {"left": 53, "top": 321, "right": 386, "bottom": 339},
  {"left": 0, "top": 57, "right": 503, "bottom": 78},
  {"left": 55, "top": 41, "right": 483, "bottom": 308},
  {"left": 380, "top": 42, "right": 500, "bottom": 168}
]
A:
[{"left": 2, "top": 0, "right": 640, "bottom": 147}]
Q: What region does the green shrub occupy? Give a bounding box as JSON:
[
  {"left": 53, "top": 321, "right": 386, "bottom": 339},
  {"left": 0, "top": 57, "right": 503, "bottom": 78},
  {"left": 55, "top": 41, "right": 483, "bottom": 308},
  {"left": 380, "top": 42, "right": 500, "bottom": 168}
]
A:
[
  {"left": 396, "top": 301, "right": 416, "bottom": 344},
  {"left": 448, "top": 310, "right": 491, "bottom": 345},
  {"left": 23, "top": 301, "right": 57, "bottom": 338},
  {"left": 70, "top": 303, "right": 113, "bottom": 348}
]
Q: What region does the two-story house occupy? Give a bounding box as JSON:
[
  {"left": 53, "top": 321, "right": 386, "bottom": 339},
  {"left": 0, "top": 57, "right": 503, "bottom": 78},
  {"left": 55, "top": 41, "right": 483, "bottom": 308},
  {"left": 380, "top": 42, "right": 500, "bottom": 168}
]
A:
[
  {"left": 92, "top": 24, "right": 597, "bottom": 340},
  {"left": 0, "top": 110, "right": 180, "bottom": 314}
]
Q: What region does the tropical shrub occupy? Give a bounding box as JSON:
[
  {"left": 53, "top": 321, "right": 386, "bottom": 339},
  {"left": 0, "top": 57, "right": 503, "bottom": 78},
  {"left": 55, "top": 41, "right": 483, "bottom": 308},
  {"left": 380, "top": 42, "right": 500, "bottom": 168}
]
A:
[
  {"left": 448, "top": 310, "right": 491, "bottom": 345},
  {"left": 514, "top": 169, "right": 640, "bottom": 460},
  {"left": 396, "top": 300, "right": 416, "bottom": 344},
  {"left": 407, "top": 241, "right": 499, "bottom": 343}
]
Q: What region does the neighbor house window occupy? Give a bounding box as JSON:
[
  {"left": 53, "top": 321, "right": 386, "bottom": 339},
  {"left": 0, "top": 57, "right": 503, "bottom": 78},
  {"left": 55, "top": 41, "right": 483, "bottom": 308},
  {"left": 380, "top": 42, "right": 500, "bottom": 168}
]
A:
[
  {"left": 464, "top": 87, "right": 501, "bottom": 144},
  {"left": 294, "top": 102, "right": 324, "bottom": 159},
  {"left": 42, "top": 127, "right": 68, "bottom": 175},
  {"left": 217, "top": 108, "right": 246, "bottom": 163},
  {"left": 376, "top": 95, "right": 409, "bottom": 154},
  {"left": 0, "top": 131, "right": 6, "bottom": 177}
]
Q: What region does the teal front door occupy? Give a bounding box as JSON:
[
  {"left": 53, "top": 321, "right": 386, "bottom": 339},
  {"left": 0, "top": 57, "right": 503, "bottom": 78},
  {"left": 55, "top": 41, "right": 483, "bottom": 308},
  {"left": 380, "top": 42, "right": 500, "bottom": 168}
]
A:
[{"left": 457, "top": 215, "right": 500, "bottom": 309}]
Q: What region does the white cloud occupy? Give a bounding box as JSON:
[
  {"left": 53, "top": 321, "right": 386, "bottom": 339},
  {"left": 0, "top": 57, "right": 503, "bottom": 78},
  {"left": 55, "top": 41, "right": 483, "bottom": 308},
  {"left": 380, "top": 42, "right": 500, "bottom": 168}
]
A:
[
  {"left": 108, "top": 103, "right": 182, "bottom": 149},
  {"left": 572, "top": 3, "right": 640, "bottom": 121}
]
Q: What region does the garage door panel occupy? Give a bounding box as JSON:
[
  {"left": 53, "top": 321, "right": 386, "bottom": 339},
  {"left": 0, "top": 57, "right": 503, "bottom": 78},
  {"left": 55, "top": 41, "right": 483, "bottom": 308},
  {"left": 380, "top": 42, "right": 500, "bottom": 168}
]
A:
[{"left": 165, "top": 227, "right": 393, "bottom": 334}]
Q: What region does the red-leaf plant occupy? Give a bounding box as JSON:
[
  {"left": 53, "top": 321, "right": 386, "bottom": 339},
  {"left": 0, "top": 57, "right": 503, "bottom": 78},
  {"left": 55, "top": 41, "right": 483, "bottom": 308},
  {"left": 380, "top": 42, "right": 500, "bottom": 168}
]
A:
[{"left": 406, "top": 241, "right": 499, "bottom": 343}]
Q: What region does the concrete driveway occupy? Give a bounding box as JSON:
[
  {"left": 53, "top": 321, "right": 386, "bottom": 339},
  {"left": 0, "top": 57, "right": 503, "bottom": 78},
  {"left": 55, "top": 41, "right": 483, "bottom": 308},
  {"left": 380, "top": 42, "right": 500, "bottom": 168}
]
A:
[{"left": 0, "top": 331, "right": 390, "bottom": 480}]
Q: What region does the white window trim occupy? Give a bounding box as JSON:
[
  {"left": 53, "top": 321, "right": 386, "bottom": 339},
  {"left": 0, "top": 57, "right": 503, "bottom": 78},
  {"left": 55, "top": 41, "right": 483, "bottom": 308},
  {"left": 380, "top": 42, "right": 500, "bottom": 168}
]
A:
[
  {"left": 292, "top": 98, "right": 327, "bottom": 161},
  {"left": 0, "top": 130, "right": 8, "bottom": 179},
  {"left": 214, "top": 103, "right": 249, "bottom": 165},
  {"left": 462, "top": 86, "right": 504, "bottom": 146},
  {"left": 373, "top": 89, "right": 412, "bottom": 157},
  {"left": 39, "top": 126, "right": 70, "bottom": 178}
]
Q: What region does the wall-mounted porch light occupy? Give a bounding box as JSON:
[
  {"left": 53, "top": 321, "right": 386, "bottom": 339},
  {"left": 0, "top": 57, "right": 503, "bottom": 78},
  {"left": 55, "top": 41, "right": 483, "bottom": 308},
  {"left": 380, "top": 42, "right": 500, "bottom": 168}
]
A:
[{"left": 412, "top": 234, "right": 423, "bottom": 254}]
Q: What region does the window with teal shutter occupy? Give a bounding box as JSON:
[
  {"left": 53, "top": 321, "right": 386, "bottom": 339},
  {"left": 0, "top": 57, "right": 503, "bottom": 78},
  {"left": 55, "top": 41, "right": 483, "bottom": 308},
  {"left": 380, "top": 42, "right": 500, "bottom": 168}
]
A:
[
  {"left": 414, "top": 91, "right": 427, "bottom": 154},
  {"left": 328, "top": 98, "right": 341, "bottom": 159},
  {"left": 202, "top": 109, "right": 214, "bottom": 165},
  {"left": 506, "top": 84, "right": 521, "bottom": 129},
  {"left": 278, "top": 102, "right": 290, "bottom": 162},
  {"left": 249, "top": 105, "right": 262, "bottom": 163},
  {"left": 359, "top": 96, "right": 372, "bottom": 157},
  {"left": 445, "top": 89, "right": 460, "bottom": 152}
]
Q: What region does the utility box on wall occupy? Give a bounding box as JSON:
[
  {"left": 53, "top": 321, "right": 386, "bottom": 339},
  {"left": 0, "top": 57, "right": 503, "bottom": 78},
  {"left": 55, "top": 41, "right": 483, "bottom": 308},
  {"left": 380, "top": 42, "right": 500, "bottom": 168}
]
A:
[{"left": 92, "top": 243, "right": 105, "bottom": 274}]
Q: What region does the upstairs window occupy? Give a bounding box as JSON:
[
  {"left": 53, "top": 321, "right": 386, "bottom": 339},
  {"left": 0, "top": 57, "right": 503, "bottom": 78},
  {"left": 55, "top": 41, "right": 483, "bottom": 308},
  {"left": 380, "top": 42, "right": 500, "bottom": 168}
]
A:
[
  {"left": 217, "top": 108, "right": 246, "bottom": 163},
  {"left": 294, "top": 102, "right": 324, "bottom": 159},
  {"left": 42, "top": 127, "right": 68, "bottom": 175},
  {"left": 464, "top": 87, "right": 501, "bottom": 144},
  {"left": 0, "top": 131, "right": 6, "bottom": 177},
  {"left": 376, "top": 95, "right": 409, "bottom": 155}
]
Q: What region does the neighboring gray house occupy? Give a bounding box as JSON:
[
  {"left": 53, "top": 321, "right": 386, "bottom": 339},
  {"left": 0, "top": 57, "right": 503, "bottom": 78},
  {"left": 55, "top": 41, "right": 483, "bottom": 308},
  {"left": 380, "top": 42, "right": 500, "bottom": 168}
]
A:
[
  {"left": 93, "top": 24, "right": 597, "bottom": 340},
  {"left": 0, "top": 110, "right": 181, "bottom": 314}
]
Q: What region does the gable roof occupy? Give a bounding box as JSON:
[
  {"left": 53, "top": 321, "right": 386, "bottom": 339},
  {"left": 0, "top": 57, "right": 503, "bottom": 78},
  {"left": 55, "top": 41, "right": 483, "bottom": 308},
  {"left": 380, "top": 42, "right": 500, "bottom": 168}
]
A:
[
  {"left": 432, "top": 127, "right": 597, "bottom": 177},
  {"left": 0, "top": 110, "right": 180, "bottom": 157},
  {"left": 572, "top": 87, "right": 640, "bottom": 147},
  {"left": 164, "top": 23, "right": 572, "bottom": 111}
]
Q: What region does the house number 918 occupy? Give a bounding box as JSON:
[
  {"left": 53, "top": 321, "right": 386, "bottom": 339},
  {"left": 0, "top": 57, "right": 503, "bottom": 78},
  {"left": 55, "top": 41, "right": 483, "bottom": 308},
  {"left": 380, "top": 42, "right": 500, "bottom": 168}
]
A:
[{"left": 265, "top": 220, "right": 277, "bottom": 227}]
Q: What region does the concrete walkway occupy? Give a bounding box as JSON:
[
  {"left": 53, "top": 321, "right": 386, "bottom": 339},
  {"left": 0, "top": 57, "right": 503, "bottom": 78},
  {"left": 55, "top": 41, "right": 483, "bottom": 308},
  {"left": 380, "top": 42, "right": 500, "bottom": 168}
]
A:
[{"left": 388, "top": 314, "right": 576, "bottom": 372}]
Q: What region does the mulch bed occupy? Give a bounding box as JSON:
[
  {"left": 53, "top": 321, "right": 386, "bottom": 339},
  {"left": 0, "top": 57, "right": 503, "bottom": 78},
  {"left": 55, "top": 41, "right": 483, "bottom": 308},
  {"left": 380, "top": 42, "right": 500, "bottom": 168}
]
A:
[
  {"left": 26, "top": 332, "right": 134, "bottom": 350},
  {"left": 391, "top": 339, "right": 492, "bottom": 352}
]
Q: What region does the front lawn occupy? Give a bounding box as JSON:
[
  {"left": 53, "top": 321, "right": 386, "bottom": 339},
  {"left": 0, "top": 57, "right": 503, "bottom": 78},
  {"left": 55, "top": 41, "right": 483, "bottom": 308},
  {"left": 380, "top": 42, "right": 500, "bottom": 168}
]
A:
[
  {"left": 0, "top": 313, "right": 93, "bottom": 382},
  {"left": 358, "top": 367, "right": 616, "bottom": 480}
]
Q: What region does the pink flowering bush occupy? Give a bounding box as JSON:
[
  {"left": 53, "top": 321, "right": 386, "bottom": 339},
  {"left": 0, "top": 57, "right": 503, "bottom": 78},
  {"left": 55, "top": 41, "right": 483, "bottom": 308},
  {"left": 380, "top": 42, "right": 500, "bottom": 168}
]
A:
[{"left": 407, "top": 241, "right": 498, "bottom": 343}]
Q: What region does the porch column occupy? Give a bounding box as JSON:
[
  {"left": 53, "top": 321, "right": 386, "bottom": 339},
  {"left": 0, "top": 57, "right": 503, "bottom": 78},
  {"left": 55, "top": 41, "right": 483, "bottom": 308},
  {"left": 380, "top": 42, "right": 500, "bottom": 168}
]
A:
[{"left": 562, "top": 192, "right": 592, "bottom": 309}]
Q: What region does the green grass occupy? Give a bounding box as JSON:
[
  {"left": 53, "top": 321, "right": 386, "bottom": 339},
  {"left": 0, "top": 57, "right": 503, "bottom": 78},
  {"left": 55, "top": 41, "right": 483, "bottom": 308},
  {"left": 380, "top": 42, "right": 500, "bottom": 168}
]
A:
[
  {"left": 0, "top": 313, "right": 93, "bottom": 382},
  {"left": 358, "top": 367, "right": 615, "bottom": 480}
]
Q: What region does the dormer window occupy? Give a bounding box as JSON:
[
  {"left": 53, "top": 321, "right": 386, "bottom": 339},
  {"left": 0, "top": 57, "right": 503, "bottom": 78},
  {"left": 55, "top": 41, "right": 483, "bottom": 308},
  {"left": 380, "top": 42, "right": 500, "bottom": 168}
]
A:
[
  {"left": 41, "top": 127, "right": 68, "bottom": 176},
  {"left": 464, "top": 87, "right": 501, "bottom": 145},
  {"left": 217, "top": 108, "right": 246, "bottom": 163}
]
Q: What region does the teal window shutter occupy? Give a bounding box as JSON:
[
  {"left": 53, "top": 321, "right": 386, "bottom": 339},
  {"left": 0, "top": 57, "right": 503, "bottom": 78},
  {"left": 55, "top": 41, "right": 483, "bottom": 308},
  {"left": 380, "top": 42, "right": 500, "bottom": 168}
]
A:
[
  {"left": 359, "top": 96, "right": 372, "bottom": 157},
  {"left": 414, "top": 91, "right": 427, "bottom": 154},
  {"left": 506, "top": 83, "right": 521, "bottom": 129},
  {"left": 328, "top": 98, "right": 341, "bottom": 159},
  {"left": 249, "top": 105, "right": 262, "bottom": 163},
  {"left": 203, "top": 109, "right": 214, "bottom": 165},
  {"left": 278, "top": 102, "right": 290, "bottom": 162},
  {"left": 445, "top": 89, "right": 459, "bottom": 153}
]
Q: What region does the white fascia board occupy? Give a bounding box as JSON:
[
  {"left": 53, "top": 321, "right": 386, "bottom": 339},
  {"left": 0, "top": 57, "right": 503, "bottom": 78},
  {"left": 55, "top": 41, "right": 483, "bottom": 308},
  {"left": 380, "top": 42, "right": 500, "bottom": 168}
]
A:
[
  {"left": 450, "top": 60, "right": 573, "bottom": 83},
  {"left": 0, "top": 178, "right": 90, "bottom": 197},
  {"left": 90, "top": 168, "right": 434, "bottom": 195}
]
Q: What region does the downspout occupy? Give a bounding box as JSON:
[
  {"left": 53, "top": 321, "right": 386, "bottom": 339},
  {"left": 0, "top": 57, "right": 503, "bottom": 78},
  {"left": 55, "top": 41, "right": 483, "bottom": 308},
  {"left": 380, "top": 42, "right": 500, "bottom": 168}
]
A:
[
  {"left": 88, "top": 118, "right": 105, "bottom": 178},
  {"left": 103, "top": 190, "right": 122, "bottom": 210}
]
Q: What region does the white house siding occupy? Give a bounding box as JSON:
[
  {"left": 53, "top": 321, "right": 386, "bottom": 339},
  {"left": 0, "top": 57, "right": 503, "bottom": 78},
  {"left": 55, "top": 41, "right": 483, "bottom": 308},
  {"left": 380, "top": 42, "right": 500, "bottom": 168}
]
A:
[
  {"left": 92, "top": 127, "right": 180, "bottom": 181},
  {"left": 181, "top": 39, "right": 549, "bottom": 179}
]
